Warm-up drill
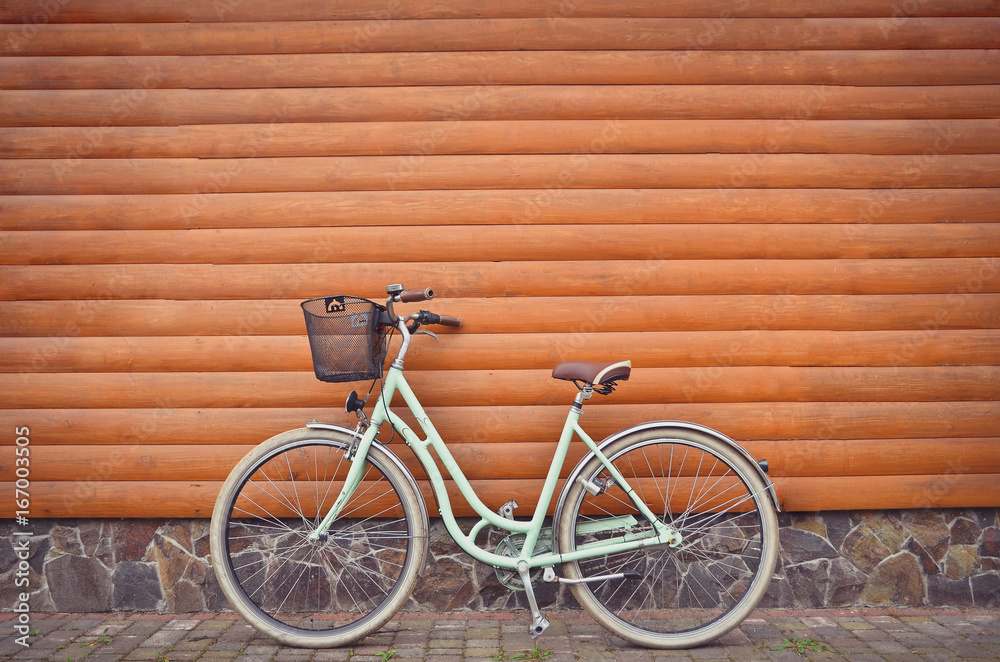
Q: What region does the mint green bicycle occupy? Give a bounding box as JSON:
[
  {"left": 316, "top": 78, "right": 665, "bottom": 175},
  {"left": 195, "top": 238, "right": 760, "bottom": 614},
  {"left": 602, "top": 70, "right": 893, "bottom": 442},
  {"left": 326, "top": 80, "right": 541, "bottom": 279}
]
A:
[{"left": 210, "top": 285, "right": 779, "bottom": 649}]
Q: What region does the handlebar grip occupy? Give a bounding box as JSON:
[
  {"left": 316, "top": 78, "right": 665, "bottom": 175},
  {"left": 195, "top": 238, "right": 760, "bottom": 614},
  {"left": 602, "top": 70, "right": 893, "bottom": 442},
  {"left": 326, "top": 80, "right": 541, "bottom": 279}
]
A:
[
  {"left": 399, "top": 287, "right": 434, "bottom": 303},
  {"left": 435, "top": 314, "right": 463, "bottom": 328}
]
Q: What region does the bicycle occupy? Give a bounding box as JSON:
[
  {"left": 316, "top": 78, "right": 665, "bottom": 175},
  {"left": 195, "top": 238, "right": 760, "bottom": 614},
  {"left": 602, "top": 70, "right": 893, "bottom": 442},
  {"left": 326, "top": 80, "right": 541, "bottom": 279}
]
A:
[{"left": 210, "top": 284, "right": 780, "bottom": 649}]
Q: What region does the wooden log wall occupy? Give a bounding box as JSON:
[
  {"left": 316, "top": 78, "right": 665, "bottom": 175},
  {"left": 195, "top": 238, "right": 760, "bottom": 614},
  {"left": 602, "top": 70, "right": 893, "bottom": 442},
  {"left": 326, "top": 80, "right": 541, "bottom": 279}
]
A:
[{"left": 1, "top": 0, "right": 999, "bottom": 517}]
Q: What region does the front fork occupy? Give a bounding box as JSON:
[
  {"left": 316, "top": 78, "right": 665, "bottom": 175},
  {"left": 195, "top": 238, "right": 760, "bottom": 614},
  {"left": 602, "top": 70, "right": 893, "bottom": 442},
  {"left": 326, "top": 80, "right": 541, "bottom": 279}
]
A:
[{"left": 306, "top": 421, "right": 377, "bottom": 542}]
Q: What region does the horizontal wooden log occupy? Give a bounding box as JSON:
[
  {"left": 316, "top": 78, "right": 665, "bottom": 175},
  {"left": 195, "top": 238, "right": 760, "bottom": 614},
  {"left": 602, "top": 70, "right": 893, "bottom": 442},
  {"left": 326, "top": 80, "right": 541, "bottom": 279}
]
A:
[
  {"left": 3, "top": 0, "right": 997, "bottom": 24},
  {"left": 4, "top": 51, "right": 1000, "bottom": 88},
  {"left": 6, "top": 154, "right": 998, "bottom": 195},
  {"left": 3, "top": 86, "right": 998, "bottom": 126},
  {"left": 4, "top": 259, "right": 998, "bottom": 300},
  {"left": 3, "top": 19, "right": 1000, "bottom": 57},
  {"left": 4, "top": 437, "right": 998, "bottom": 482},
  {"left": 3, "top": 189, "right": 997, "bottom": 231},
  {"left": 4, "top": 294, "right": 998, "bottom": 337},
  {"left": 4, "top": 330, "right": 999, "bottom": 373},
  {"left": 0, "top": 444, "right": 589, "bottom": 483},
  {"left": 5, "top": 367, "right": 999, "bottom": 408},
  {"left": 3, "top": 402, "right": 996, "bottom": 446},
  {"left": 5, "top": 224, "right": 1000, "bottom": 265},
  {"left": 775, "top": 475, "right": 1000, "bottom": 511},
  {"left": 4, "top": 120, "right": 998, "bottom": 159},
  {"left": 4, "top": 473, "right": 998, "bottom": 517}
]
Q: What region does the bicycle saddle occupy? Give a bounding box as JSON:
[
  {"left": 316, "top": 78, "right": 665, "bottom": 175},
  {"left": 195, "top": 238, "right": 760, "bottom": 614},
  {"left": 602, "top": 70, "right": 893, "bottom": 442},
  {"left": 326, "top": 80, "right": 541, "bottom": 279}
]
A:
[{"left": 552, "top": 360, "right": 631, "bottom": 386}]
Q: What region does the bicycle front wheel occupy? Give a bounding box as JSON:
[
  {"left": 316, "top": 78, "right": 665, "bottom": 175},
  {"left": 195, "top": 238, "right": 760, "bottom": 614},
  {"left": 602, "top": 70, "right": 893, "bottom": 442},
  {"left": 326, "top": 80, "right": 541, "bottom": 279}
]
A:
[
  {"left": 556, "top": 426, "right": 778, "bottom": 649},
  {"left": 210, "top": 428, "right": 427, "bottom": 648}
]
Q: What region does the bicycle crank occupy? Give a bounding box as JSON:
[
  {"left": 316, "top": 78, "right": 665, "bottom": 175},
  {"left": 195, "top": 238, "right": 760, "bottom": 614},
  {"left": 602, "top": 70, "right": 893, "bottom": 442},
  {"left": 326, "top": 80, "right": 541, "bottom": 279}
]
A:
[{"left": 494, "top": 532, "right": 551, "bottom": 590}]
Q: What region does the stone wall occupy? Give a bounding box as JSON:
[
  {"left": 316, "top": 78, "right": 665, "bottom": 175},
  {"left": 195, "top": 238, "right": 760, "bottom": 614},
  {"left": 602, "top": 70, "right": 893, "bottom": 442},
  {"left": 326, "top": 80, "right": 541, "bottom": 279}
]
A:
[{"left": 3, "top": 509, "right": 998, "bottom": 614}]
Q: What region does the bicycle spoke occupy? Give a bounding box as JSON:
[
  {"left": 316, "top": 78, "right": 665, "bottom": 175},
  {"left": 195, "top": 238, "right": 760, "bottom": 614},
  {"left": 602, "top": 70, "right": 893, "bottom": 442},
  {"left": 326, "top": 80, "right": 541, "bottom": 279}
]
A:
[
  {"left": 559, "top": 432, "right": 778, "bottom": 647},
  {"left": 214, "top": 435, "right": 424, "bottom": 645}
]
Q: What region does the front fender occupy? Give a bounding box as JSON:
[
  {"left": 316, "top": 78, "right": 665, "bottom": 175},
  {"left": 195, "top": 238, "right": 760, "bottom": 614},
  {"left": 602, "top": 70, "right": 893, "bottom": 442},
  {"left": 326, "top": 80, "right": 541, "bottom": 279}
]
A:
[
  {"left": 552, "top": 421, "right": 780, "bottom": 549},
  {"left": 305, "top": 421, "right": 431, "bottom": 576}
]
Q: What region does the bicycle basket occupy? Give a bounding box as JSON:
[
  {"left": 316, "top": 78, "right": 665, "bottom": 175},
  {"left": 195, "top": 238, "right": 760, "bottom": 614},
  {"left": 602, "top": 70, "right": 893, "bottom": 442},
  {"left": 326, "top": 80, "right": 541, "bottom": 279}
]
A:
[{"left": 301, "top": 295, "right": 391, "bottom": 383}]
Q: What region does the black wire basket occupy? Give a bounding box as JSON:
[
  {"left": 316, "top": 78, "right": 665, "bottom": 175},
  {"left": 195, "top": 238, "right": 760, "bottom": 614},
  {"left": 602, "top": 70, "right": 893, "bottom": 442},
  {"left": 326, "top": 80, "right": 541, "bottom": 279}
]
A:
[{"left": 301, "top": 296, "right": 390, "bottom": 383}]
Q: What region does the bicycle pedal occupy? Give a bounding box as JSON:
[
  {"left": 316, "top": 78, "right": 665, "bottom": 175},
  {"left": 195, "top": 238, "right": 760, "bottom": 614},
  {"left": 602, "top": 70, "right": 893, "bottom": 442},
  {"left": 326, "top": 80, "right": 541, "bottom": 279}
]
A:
[{"left": 529, "top": 613, "right": 549, "bottom": 638}]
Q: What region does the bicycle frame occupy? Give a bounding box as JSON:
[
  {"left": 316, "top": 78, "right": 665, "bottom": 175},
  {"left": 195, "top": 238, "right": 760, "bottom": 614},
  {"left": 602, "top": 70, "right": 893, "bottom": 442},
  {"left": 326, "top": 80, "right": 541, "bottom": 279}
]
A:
[{"left": 310, "top": 319, "right": 679, "bottom": 572}]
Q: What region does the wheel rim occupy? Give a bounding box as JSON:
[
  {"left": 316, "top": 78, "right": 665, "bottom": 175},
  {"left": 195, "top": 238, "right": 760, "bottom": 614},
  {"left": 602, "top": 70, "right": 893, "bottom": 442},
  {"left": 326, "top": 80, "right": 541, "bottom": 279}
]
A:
[
  {"left": 221, "top": 439, "right": 416, "bottom": 634},
  {"left": 567, "top": 437, "right": 774, "bottom": 638}
]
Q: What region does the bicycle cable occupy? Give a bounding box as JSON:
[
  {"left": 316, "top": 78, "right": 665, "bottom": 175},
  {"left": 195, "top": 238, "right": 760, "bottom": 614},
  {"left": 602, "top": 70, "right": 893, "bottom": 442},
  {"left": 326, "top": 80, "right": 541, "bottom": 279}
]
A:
[{"left": 378, "top": 323, "right": 397, "bottom": 444}]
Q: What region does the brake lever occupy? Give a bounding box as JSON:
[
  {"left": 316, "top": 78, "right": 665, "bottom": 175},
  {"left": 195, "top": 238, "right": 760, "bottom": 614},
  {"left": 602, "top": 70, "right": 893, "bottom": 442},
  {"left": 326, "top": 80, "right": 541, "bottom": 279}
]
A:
[{"left": 414, "top": 329, "right": 439, "bottom": 342}]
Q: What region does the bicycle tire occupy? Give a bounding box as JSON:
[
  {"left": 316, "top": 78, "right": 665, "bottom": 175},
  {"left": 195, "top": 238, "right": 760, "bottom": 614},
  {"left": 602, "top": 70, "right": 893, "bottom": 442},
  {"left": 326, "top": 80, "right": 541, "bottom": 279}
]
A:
[
  {"left": 555, "top": 426, "right": 778, "bottom": 649},
  {"left": 210, "top": 427, "right": 427, "bottom": 648}
]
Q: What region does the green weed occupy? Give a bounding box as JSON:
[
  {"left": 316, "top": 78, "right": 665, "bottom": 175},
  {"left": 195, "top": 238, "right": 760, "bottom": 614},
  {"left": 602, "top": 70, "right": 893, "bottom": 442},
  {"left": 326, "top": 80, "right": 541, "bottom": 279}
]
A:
[
  {"left": 772, "top": 636, "right": 830, "bottom": 655},
  {"left": 510, "top": 645, "right": 553, "bottom": 661}
]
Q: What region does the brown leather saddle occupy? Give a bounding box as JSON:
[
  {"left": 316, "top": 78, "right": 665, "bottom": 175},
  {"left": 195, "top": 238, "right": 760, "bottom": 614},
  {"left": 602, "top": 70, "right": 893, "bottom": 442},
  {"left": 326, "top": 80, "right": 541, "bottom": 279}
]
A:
[{"left": 551, "top": 360, "right": 631, "bottom": 394}]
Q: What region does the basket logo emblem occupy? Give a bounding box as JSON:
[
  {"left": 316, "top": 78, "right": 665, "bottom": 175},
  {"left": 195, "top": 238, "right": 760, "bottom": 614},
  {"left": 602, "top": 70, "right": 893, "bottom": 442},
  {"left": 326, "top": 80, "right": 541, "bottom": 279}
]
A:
[
  {"left": 350, "top": 313, "right": 370, "bottom": 328},
  {"left": 325, "top": 297, "right": 347, "bottom": 313}
]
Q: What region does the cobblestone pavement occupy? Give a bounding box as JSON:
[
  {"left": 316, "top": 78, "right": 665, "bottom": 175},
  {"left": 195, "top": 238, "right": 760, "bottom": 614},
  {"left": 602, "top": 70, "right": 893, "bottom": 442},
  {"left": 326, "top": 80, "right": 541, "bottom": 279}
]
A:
[{"left": 2, "top": 609, "right": 998, "bottom": 662}]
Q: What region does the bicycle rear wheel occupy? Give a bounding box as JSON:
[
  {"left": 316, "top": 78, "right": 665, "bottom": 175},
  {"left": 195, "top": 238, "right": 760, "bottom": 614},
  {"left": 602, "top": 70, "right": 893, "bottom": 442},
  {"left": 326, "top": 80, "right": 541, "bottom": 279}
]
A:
[
  {"left": 210, "top": 428, "right": 427, "bottom": 648},
  {"left": 555, "top": 426, "right": 778, "bottom": 649}
]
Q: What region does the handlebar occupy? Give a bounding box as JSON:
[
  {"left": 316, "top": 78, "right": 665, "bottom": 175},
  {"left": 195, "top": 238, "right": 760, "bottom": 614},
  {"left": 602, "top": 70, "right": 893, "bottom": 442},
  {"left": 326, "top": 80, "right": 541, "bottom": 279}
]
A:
[
  {"left": 399, "top": 287, "right": 434, "bottom": 303},
  {"left": 382, "top": 284, "right": 461, "bottom": 367},
  {"left": 418, "top": 311, "right": 463, "bottom": 328},
  {"left": 384, "top": 284, "right": 462, "bottom": 329}
]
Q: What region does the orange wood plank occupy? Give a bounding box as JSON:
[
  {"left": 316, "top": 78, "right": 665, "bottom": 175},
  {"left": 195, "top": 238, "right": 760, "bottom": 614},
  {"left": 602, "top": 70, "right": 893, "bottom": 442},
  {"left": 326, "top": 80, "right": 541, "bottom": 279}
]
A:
[
  {"left": 4, "top": 18, "right": 1000, "bottom": 56},
  {"left": 3, "top": 189, "right": 998, "bottom": 231},
  {"left": 3, "top": 0, "right": 998, "bottom": 25},
  {"left": 4, "top": 330, "right": 1000, "bottom": 372},
  {"left": 3, "top": 86, "right": 998, "bottom": 126},
  {"left": 2, "top": 402, "right": 997, "bottom": 446},
  {"left": 4, "top": 154, "right": 999, "bottom": 195},
  {"left": 5, "top": 224, "right": 1000, "bottom": 265},
  {"left": 5, "top": 437, "right": 998, "bottom": 482},
  {"left": 4, "top": 120, "right": 999, "bottom": 158},
  {"left": 4, "top": 294, "right": 999, "bottom": 337},
  {"left": 3, "top": 258, "right": 999, "bottom": 300},
  {"left": 4, "top": 473, "right": 998, "bottom": 517},
  {"left": 5, "top": 366, "right": 1000, "bottom": 409},
  {"left": 4, "top": 51, "right": 1000, "bottom": 88}
]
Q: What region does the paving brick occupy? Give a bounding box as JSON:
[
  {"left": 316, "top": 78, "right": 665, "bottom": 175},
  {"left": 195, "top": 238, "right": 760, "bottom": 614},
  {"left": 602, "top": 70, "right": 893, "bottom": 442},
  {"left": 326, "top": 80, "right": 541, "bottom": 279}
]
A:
[
  {"left": 868, "top": 640, "right": 912, "bottom": 654},
  {"left": 717, "top": 629, "right": 753, "bottom": 646},
  {"left": 721, "top": 646, "right": 772, "bottom": 661},
  {"left": 101, "top": 635, "right": 145, "bottom": 653},
  {"left": 768, "top": 649, "right": 807, "bottom": 662},
  {"left": 690, "top": 645, "right": 727, "bottom": 658},
  {"left": 893, "top": 632, "right": 940, "bottom": 648},
  {"left": 138, "top": 631, "right": 188, "bottom": 649},
  {"left": 120, "top": 622, "right": 168, "bottom": 637},
  {"left": 854, "top": 628, "right": 890, "bottom": 641},
  {"left": 311, "top": 651, "right": 352, "bottom": 662},
  {"left": 910, "top": 648, "right": 958, "bottom": 662},
  {"left": 933, "top": 638, "right": 990, "bottom": 657},
  {"left": 196, "top": 652, "right": 240, "bottom": 662},
  {"left": 842, "top": 654, "right": 885, "bottom": 662},
  {"left": 9, "top": 609, "right": 1000, "bottom": 662},
  {"left": 191, "top": 621, "right": 232, "bottom": 633}
]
